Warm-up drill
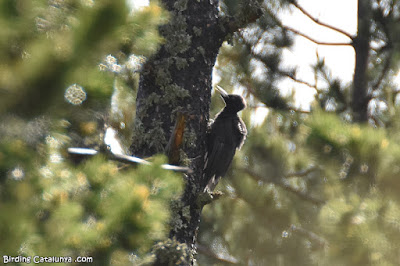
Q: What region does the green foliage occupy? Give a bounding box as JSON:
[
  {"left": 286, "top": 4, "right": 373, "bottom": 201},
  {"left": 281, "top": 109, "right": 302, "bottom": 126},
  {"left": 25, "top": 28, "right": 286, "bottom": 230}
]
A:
[
  {"left": 201, "top": 108, "right": 400, "bottom": 265},
  {"left": 0, "top": 0, "right": 168, "bottom": 117},
  {"left": 0, "top": 0, "right": 179, "bottom": 264},
  {"left": 201, "top": 2, "right": 400, "bottom": 263},
  {"left": 0, "top": 132, "right": 183, "bottom": 262}
]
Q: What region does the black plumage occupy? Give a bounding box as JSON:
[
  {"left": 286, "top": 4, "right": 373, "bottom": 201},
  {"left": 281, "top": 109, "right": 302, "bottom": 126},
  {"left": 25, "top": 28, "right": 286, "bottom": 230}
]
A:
[{"left": 204, "top": 86, "right": 247, "bottom": 191}]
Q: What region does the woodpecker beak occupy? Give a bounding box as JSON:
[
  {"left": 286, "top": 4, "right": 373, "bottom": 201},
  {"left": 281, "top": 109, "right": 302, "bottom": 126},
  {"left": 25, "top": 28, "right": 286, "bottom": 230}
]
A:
[{"left": 215, "top": 85, "right": 229, "bottom": 101}]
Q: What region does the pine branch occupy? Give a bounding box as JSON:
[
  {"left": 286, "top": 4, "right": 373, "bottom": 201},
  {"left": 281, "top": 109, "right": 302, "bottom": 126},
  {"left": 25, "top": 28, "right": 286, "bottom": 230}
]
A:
[
  {"left": 67, "top": 147, "right": 193, "bottom": 173},
  {"left": 197, "top": 244, "right": 239, "bottom": 264},
  {"left": 371, "top": 51, "right": 393, "bottom": 92},
  {"left": 246, "top": 104, "right": 311, "bottom": 114},
  {"left": 279, "top": 69, "right": 321, "bottom": 94},
  {"left": 285, "top": 26, "right": 352, "bottom": 46},
  {"left": 285, "top": 166, "right": 318, "bottom": 178},
  {"left": 289, "top": 224, "right": 328, "bottom": 249},
  {"left": 288, "top": 107, "right": 311, "bottom": 114},
  {"left": 240, "top": 168, "right": 326, "bottom": 205},
  {"left": 278, "top": 180, "right": 325, "bottom": 205},
  {"left": 237, "top": 31, "right": 321, "bottom": 97},
  {"left": 291, "top": 1, "right": 354, "bottom": 39}
]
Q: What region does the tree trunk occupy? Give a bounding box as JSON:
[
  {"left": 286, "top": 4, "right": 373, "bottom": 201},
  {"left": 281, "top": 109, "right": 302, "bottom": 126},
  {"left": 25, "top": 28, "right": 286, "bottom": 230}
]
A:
[
  {"left": 352, "top": 0, "right": 372, "bottom": 123},
  {"left": 131, "top": 1, "right": 225, "bottom": 264}
]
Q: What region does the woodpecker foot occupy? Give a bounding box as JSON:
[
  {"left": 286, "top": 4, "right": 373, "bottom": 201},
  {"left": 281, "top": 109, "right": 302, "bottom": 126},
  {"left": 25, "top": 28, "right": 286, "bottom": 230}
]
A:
[{"left": 196, "top": 190, "right": 223, "bottom": 207}]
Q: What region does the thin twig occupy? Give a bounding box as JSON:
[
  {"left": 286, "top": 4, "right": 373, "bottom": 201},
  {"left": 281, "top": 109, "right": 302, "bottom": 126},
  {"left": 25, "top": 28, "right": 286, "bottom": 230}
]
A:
[
  {"left": 291, "top": 2, "right": 354, "bottom": 39},
  {"left": 372, "top": 51, "right": 393, "bottom": 91},
  {"left": 279, "top": 69, "right": 321, "bottom": 94},
  {"left": 288, "top": 107, "right": 311, "bottom": 114},
  {"left": 393, "top": 90, "right": 400, "bottom": 99},
  {"left": 237, "top": 31, "right": 319, "bottom": 112},
  {"left": 285, "top": 166, "right": 318, "bottom": 178},
  {"left": 67, "top": 147, "right": 193, "bottom": 173},
  {"left": 246, "top": 104, "right": 311, "bottom": 114},
  {"left": 279, "top": 181, "right": 324, "bottom": 204},
  {"left": 285, "top": 26, "right": 352, "bottom": 46},
  {"left": 290, "top": 224, "right": 328, "bottom": 248},
  {"left": 238, "top": 30, "right": 320, "bottom": 93},
  {"left": 285, "top": 73, "right": 317, "bottom": 90},
  {"left": 368, "top": 113, "right": 384, "bottom": 128}
]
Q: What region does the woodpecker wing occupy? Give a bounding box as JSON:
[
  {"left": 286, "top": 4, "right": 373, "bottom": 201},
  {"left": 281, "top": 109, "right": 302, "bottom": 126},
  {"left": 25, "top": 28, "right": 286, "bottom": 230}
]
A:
[
  {"left": 237, "top": 117, "right": 247, "bottom": 149},
  {"left": 204, "top": 115, "right": 243, "bottom": 190}
]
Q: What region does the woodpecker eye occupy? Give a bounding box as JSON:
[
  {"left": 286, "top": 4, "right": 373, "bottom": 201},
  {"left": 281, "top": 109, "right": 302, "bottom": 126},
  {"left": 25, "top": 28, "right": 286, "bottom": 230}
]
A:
[{"left": 229, "top": 95, "right": 246, "bottom": 111}]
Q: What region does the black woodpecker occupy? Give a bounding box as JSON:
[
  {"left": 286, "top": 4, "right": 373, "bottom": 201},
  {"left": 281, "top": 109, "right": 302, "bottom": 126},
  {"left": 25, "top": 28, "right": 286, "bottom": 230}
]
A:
[{"left": 204, "top": 86, "right": 247, "bottom": 191}]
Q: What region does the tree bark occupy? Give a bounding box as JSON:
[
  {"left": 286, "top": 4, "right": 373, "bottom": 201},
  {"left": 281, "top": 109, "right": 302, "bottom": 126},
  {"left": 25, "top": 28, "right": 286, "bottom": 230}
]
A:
[
  {"left": 131, "top": 1, "right": 225, "bottom": 264},
  {"left": 352, "top": 0, "right": 372, "bottom": 123}
]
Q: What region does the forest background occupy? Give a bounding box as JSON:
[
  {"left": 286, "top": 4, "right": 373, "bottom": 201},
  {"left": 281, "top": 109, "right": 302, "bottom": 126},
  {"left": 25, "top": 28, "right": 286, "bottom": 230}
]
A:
[{"left": 1, "top": 0, "right": 400, "bottom": 265}]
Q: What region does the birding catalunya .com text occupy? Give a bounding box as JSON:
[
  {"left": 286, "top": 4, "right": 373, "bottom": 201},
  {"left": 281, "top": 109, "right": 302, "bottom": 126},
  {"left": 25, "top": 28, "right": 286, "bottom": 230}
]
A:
[{"left": 3, "top": 255, "right": 93, "bottom": 264}]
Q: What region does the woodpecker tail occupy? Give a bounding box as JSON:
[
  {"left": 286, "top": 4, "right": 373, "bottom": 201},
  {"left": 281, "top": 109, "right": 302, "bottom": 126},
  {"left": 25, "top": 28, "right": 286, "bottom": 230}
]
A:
[{"left": 204, "top": 175, "right": 221, "bottom": 192}]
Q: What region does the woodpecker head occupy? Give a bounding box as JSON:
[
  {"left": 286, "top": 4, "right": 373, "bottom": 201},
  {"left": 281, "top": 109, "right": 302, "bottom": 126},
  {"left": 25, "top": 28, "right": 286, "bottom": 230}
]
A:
[{"left": 215, "top": 85, "right": 246, "bottom": 113}]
